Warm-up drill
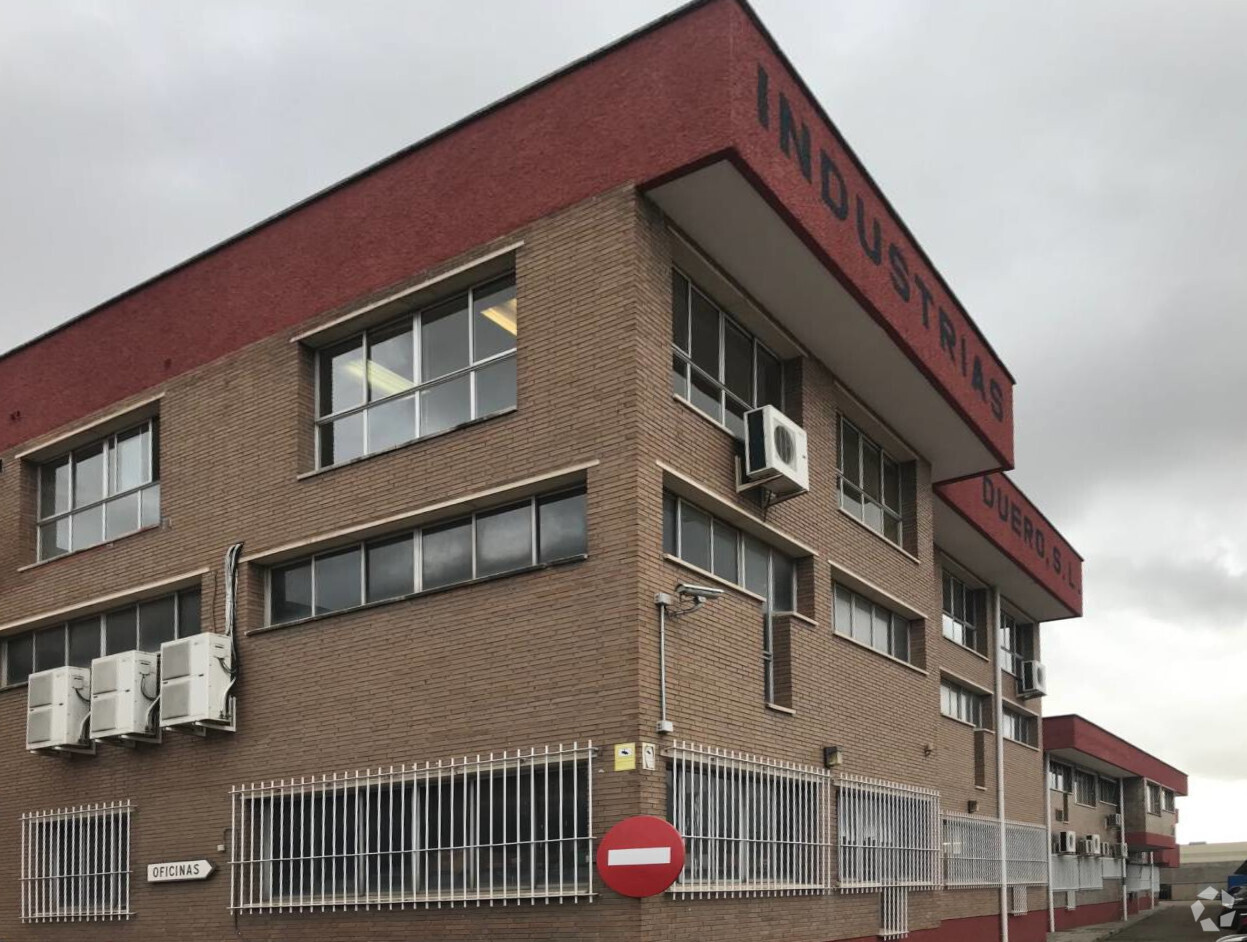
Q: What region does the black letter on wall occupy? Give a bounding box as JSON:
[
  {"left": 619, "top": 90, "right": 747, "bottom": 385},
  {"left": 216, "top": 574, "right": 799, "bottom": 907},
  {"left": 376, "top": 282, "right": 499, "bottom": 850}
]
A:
[{"left": 779, "top": 93, "right": 812, "bottom": 181}]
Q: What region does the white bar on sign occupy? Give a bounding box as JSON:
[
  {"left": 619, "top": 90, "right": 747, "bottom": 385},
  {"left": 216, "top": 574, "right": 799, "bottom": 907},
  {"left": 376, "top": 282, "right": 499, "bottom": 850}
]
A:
[{"left": 608, "top": 847, "right": 671, "bottom": 867}]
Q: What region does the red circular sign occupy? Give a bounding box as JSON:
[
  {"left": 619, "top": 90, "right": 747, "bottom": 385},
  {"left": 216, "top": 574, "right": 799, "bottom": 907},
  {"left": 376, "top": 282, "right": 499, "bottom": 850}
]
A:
[{"left": 596, "top": 815, "right": 685, "bottom": 898}]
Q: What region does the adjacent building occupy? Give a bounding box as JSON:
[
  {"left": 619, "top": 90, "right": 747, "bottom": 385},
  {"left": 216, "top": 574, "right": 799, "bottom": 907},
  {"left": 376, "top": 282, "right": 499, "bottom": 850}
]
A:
[
  {"left": 1164, "top": 842, "right": 1247, "bottom": 900},
  {"left": 1044, "top": 714, "right": 1188, "bottom": 929},
  {"left": 0, "top": 2, "right": 1088, "bottom": 940}
]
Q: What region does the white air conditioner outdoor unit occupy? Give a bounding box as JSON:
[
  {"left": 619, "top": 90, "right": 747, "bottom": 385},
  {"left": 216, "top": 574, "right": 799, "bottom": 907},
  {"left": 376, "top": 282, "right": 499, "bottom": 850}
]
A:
[
  {"left": 1057, "top": 830, "right": 1078, "bottom": 855},
  {"left": 90, "top": 650, "right": 160, "bottom": 742},
  {"left": 1106, "top": 813, "right": 1123, "bottom": 829},
  {"left": 159, "top": 633, "right": 235, "bottom": 732},
  {"left": 1085, "top": 835, "right": 1102, "bottom": 857},
  {"left": 27, "top": 666, "right": 93, "bottom": 754},
  {"left": 1018, "top": 660, "right": 1047, "bottom": 699},
  {"left": 742, "top": 405, "right": 809, "bottom": 498}
]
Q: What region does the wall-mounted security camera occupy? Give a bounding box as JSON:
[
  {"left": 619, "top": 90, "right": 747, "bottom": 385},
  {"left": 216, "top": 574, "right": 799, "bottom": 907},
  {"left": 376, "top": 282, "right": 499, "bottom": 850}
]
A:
[{"left": 675, "top": 584, "right": 725, "bottom": 602}]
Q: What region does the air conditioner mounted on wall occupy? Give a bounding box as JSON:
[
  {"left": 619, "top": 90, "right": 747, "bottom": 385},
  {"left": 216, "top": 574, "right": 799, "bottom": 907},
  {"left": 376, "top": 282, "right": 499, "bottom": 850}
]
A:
[
  {"left": 1106, "top": 812, "right": 1123, "bottom": 829},
  {"left": 90, "top": 650, "right": 160, "bottom": 743},
  {"left": 1085, "top": 835, "right": 1102, "bottom": 856},
  {"left": 1057, "top": 830, "right": 1078, "bottom": 855},
  {"left": 1018, "top": 660, "right": 1047, "bottom": 699},
  {"left": 159, "top": 633, "right": 235, "bottom": 733},
  {"left": 742, "top": 405, "right": 809, "bottom": 498},
  {"left": 27, "top": 666, "right": 93, "bottom": 755}
]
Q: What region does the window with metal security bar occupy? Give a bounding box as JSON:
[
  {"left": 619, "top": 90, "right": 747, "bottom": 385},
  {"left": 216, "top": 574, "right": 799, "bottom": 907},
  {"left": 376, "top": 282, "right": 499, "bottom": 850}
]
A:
[
  {"left": 837, "top": 775, "right": 941, "bottom": 891},
  {"left": 229, "top": 743, "right": 593, "bottom": 911},
  {"left": 316, "top": 273, "right": 516, "bottom": 468},
  {"left": 881, "top": 885, "right": 910, "bottom": 939},
  {"left": 665, "top": 742, "right": 833, "bottom": 896},
  {"left": 941, "top": 815, "right": 1048, "bottom": 887},
  {"left": 21, "top": 801, "right": 132, "bottom": 923}
]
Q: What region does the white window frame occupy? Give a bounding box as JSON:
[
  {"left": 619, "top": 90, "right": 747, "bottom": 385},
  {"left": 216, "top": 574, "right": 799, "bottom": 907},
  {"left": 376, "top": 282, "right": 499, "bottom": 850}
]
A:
[
  {"left": 941, "top": 570, "right": 983, "bottom": 653},
  {"left": 314, "top": 272, "right": 517, "bottom": 469},
  {"left": 1099, "top": 776, "right": 1119, "bottom": 806},
  {"left": 1161, "top": 788, "right": 1176, "bottom": 813},
  {"left": 670, "top": 270, "right": 785, "bottom": 440},
  {"left": 1073, "top": 770, "right": 1097, "bottom": 808},
  {"left": 832, "top": 582, "right": 913, "bottom": 665},
  {"left": 998, "top": 608, "right": 1034, "bottom": 676},
  {"left": 36, "top": 419, "right": 160, "bottom": 561},
  {"left": 666, "top": 741, "right": 832, "bottom": 896},
  {"left": 1002, "top": 708, "right": 1038, "bottom": 747},
  {"left": 838, "top": 416, "right": 905, "bottom": 547},
  {"left": 1145, "top": 782, "right": 1162, "bottom": 816},
  {"left": 229, "top": 742, "right": 594, "bottom": 910},
  {"left": 21, "top": 801, "right": 132, "bottom": 922},
  {"left": 939, "top": 679, "right": 985, "bottom": 728}
]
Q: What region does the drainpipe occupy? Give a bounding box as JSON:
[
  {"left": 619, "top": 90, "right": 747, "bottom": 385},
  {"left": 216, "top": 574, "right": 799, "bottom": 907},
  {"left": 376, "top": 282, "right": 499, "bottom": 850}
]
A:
[
  {"left": 655, "top": 593, "right": 675, "bottom": 735},
  {"left": 1120, "top": 779, "right": 1128, "bottom": 921},
  {"left": 993, "top": 587, "right": 1008, "bottom": 942},
  {"left": 1045, "top": 753, "right": 1055, "bottom": 932}
]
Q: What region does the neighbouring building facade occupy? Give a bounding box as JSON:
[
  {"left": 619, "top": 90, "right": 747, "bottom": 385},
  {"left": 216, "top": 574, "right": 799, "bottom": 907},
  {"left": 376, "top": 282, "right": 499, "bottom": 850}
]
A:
[
  {"left": 1164, "top": 842, "right": 1247, "bottom": 901},
  {"left": 1044, "top": 714, "right": 1187, "bottom": 929},
  {"left": 0, "top": 2, "right": 1087, "bottom": 941}
]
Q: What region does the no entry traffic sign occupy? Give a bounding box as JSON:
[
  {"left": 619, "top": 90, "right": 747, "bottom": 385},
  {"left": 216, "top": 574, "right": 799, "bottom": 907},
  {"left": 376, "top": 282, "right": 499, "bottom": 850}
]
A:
[{"left": 596, "top": 815, "right": 685, "bottom": 898}]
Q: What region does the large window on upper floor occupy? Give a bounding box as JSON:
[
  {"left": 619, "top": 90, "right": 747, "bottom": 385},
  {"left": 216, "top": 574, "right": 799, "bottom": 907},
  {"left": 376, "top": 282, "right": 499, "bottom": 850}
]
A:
[
  {"left": 942, "top": 570, "right": 987, "bottom": 655},
  {"left": 999, "top": 609, "right": 1035, "bottom": 676},
  {"left": 1, "top": 588, "right": 200, "bottom": 687},
  {"left": 1073, "top": 770, "right": 1097, "bottom": 807},
  {"left": 36, "top": 419, "right": 160, "bottom": 561},
  {"left": 1002, "top": 708, "right": 1038, "bottom": 747},
  {"left": 1146, "top": 782, "right": 1162, "bottom": 815},
  {"left": 939, "top": 678, "right": 986, "bottom": 728},
  {"left": 268, "top": 488, "right": 586, "bottom": 626},
  {"left": 670, "top": 271, "right": 784, "bottom": 439},
  {"left": 316, "top": 274, "right": 517, "bottom": 467},
  {"left": 838, "top": 417, "right": 905, "bottom": 547},
  {"left": 832, "top": 583, "right": 913, "bottom": 665}
]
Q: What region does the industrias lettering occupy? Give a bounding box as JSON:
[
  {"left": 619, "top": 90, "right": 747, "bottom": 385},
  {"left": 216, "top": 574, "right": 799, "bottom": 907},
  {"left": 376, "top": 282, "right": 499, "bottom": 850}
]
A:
[{"left": 755, "top": 64, "right": 1006, "bottom": 424}]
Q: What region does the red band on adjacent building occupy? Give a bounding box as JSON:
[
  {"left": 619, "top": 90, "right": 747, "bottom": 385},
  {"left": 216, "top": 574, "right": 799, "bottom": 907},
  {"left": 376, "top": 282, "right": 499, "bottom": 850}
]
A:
[
  {"left": 936, "top": 472, "right": 1083, "bottom": 616},
  {"left": 1045, "top": 716, "right": 1188, "bottom": 794},
  {"left": 0, "top": 0, "right": 1013, "bottom": 470}
]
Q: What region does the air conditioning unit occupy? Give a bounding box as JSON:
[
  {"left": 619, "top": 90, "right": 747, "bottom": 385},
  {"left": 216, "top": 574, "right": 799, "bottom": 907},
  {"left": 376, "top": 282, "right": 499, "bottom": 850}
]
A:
[
  {"left": 1057, "top": 830, "right": 1078, "bottom": 855},
  {"left": 1086, "top": 835, "right": 1102, "bottom": 856},
  {"left": 90, "top": 650, "right": 160, "bottom": 742},
  {"left": 1106, "top": 813, "right": 1123, "bottom": 829},
  {"left": 27, "top": 666, "right": 93, "bottom": 754},
  {"left": 1018, "top": 660, "right": 1047, "bottom": 699},
  {"left": 1117, "top": 842, "right": 1129, "bottom": 859},
  {"left": 159, "top": 633, "right": 235, "bottom": 732},
  {"left": 742, "top": 406, "right": 809, "bottom": 498},
  {"left": 1054, "top": 808, "right": 1067, "bottom": 823}
]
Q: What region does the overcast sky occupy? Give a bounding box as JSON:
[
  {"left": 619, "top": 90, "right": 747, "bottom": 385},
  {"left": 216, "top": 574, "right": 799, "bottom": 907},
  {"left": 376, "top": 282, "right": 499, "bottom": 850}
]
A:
[{"left": 2, "top": 1, "right": 1242, "bottom": 843}]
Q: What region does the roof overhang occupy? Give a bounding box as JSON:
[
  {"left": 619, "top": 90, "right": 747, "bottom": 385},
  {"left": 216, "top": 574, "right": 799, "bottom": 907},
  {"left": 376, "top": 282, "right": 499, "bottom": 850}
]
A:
[
  {"left": 1045, "top": 715, "right": 1188, "bottom": 794},
  {"left": 935, "top": 472, "right": 1082, "bottom": 620}
]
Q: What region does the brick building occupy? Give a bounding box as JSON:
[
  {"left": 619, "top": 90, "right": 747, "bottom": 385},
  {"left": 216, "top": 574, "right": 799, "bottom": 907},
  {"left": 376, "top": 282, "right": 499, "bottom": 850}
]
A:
[
  {"left": 1044, "top": 714, "right": 1187, "bottom": 930},
  {"left": 0, "top": 2, "right": 1087, "bottom": 940}
]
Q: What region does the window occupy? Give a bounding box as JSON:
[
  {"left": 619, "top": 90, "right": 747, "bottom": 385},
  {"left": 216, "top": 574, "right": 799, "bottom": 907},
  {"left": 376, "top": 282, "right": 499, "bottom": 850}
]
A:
[
  {"left": 941, "top": 816, "right": 1048, "bottom": 888},
  {"left": 229, "top": 743, "right": 592, "bottom": 910},
  {"left": 1074, "top": 770, "right": 1097, "bottom": 807},
  {"left": 939, "top": 679, "right": 985, "bottom": 728},
  {"left": 667, "top": 741, "right": 831, "bottom": 895},
  {"left": 1099, "top": 777, "right": 1119, "bottom": 806},
  {"left": 268, "top": 488, "right": 586, "bottom": 625},
  {"left": 2, "top": 589, "right": 200, "bottom": 687},
  {"left": 21, "top": 801, "right": 131, "bottom": 922},
  {"left": 670, "top": 271, "right": 784, "bottom": 439},
  {"left": 663, "top": 492, "right": 799, "bottom": 702},
  {"left": 36, "top": 419, "right": 160, "bottom": 561},
  {"left": 838, "top": 417, "right": 905, "bottom": 546},
  {"left": 833, "top": 583, "right": 912, "bottom": 664},
  {"left": 1049, "top": 762, "right": 1072, "bottom": 794},
  {"left": 838, "top": 774, "right": 940, "bottom": 890},
  {"left": 942, "top": 571, "right": 985, "bottom": 653},
  {"left": 1145, "top": 782, "right": 1162, "bottom": 815},
  {"left": 1162, "top": 789, "right": 1176, "bottom": 813},
  {"left": 1002, "top": 708, "right": 1038, "bottom": 747},
  {"left": 999, "top": 611, "right": 1034, "bottom": 675},
  {"left": 316, "top": 274, "right": 517, "bottom": 467}
]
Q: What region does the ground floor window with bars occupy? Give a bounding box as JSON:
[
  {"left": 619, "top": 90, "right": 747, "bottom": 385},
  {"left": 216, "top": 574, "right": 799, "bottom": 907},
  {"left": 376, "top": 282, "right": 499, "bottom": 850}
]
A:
[
  {"left": 230, "top": 743, "right": 593, "bottom": 910},
  {"left": 21, "top": 801, "right": 132, "bottom": 923},
  {"left": 666, "top": 742, "right": 833, "bottom": 896},
  {"left": 838, "top": 775, "right": 941, "bottom": 891}
]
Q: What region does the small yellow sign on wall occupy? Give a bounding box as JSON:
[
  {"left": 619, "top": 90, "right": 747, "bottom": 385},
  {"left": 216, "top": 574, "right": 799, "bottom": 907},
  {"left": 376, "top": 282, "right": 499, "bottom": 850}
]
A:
[{"left": 614, "top": 742, "right": 637, "bottom": 771}]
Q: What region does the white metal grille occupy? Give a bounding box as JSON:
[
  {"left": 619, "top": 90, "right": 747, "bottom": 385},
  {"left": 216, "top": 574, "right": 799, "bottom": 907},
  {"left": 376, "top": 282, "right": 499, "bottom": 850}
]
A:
[
  {"left": 942, "top": 813, "right": 998, "bottom": 886},
  {"left": 20, "top": 800, "right": 132, "bottom": 923},
  {"left": 666, "top": 742, "right": 833, "bottom": 896},
  {"left": 1077, "top": 856, "right": 1104, "bottom": 890},
  {"left": 229, "top": 742, "right": 594, "bottom": 911},
  {"left": 837, "top": 774, "right": 940, "bottom": 891},
  {"left": 881, "top": 885, "right": 910, "bottom": 939},
  {"left": 1009, "top": 883, "right": 1028, "bottom": 915},
  {"left": 1125, "top": 862, "right": 1156, "bottom": 893},
  {"left": 1004, "top": 821, "right": 1048, "bottom": 885},
  {"left": 1065, "top": 889, "right": 1076, "bottom": 910},
  {"left": 1101, "top": 856, "right": 1125, "bottom": 880},
  {"left": 1149, "top": 865, "right": 1159, "bottom": 895},
  {"left": 1051, "top": 854, "right": 1080, "bottom": 891}
]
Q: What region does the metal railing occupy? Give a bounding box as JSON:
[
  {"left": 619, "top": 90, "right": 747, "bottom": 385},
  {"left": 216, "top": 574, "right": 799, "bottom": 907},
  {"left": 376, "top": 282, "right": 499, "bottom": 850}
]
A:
[
  {"left": 1004, "top": 821, "right": 1049, "bottom": 885},
  {"left": 881, "top": 885, "right": 910, "bottom": 939},
  {"left": 229, "top": 742, "right": 594, "bottom": 911},
  {"left": 666, "top": 742, "right": 833, "bottom": 897},
  {"left": 1009, "top": 884, "right": 1028, "bottom": 915},
  {"left": 941, "top": 814, "right": 1047, "bottom": 887},
  {"left": 20, "top": 800, "right": 132, "bottom": 923},
  {"left": 838, "top": 774, "right": 941, "bottom": 892}
]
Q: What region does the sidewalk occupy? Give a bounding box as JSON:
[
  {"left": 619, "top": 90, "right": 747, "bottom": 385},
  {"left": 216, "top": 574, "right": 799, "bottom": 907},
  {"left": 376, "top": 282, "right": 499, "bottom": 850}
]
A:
[{"left": 1046, "top": 904, "right": 1163, "bottom": 942}]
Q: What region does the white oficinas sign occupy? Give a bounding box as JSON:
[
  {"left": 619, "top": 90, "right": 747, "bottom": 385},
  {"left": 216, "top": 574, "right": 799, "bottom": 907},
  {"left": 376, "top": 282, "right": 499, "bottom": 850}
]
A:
[{"left": 147, "top": 859, "right": 215, "bottom": 883}]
